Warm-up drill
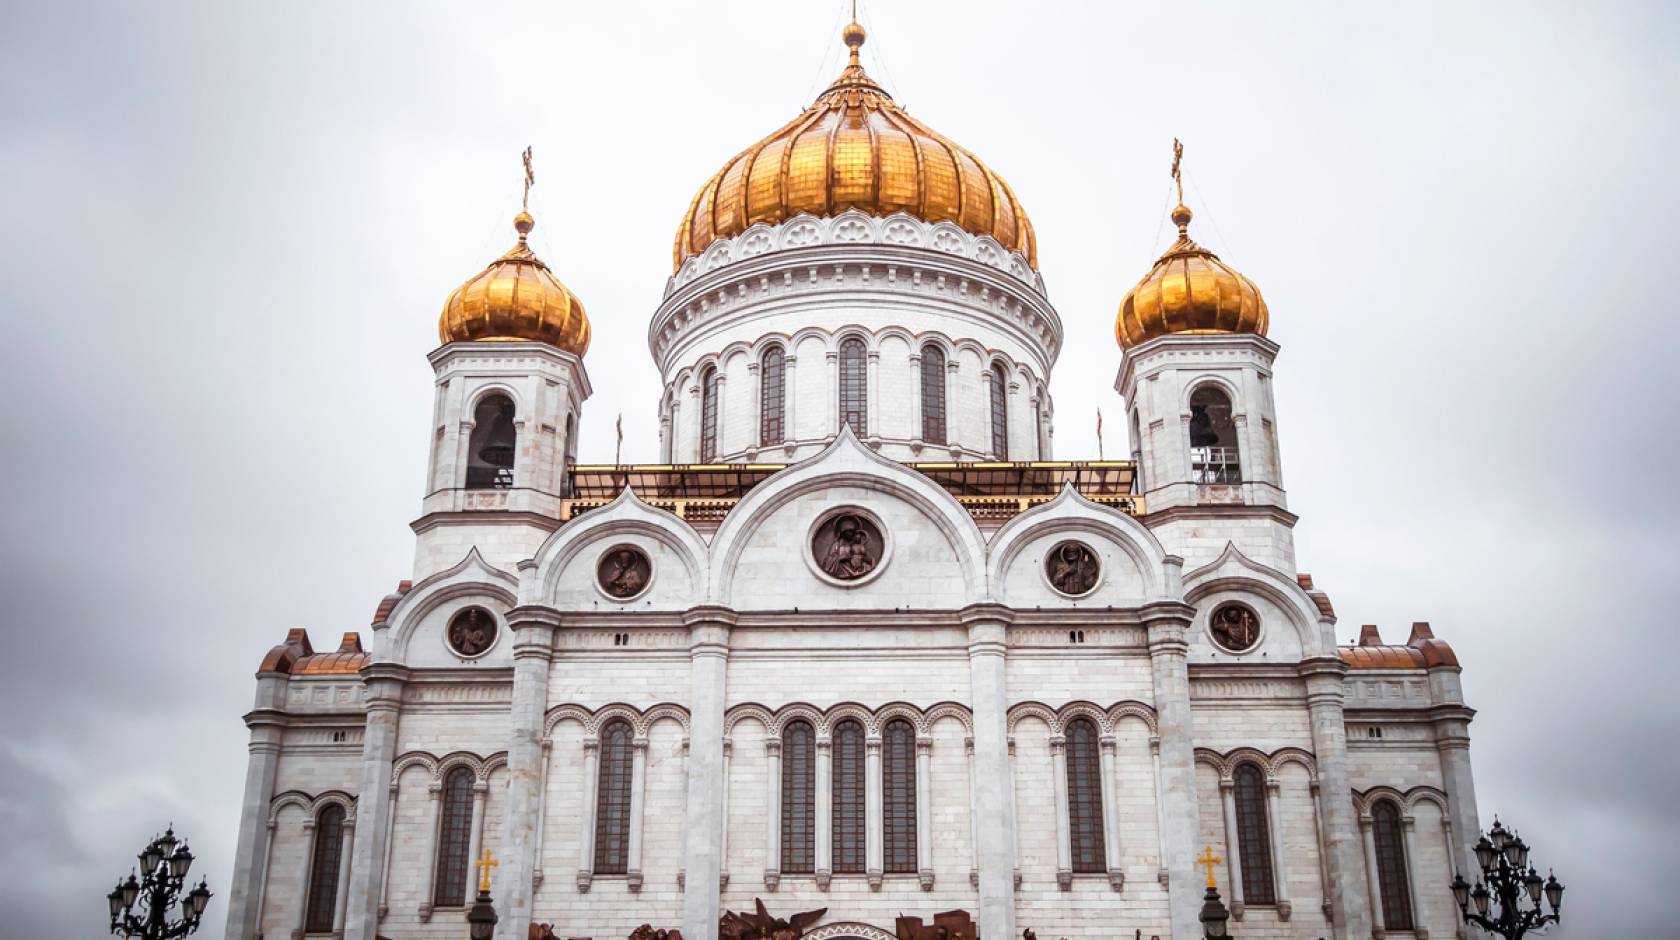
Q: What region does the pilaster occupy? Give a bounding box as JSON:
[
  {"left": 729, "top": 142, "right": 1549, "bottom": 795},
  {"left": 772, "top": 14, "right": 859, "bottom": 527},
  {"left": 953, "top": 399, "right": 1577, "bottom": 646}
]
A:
[
  {"left": 1141, "top": 600, "right": 1202, "bottom": 939},
  {"left": 681, "top": 606, "right": 734, "bottom": 940},
  {"left": 342, "top": 664, "right": 408, "bottom": 940},
  {"left": 1300, "top": 656, "right": 1374, "bottom": 939},
  {"left": 225, "top": 674, "right": 288, "bottom": 940},
  {"left": 492, "top": 605, "right": 561, "bottom": 940},
  {"left": 959, "top": 603, "right": 1017, "bottom": 940}
]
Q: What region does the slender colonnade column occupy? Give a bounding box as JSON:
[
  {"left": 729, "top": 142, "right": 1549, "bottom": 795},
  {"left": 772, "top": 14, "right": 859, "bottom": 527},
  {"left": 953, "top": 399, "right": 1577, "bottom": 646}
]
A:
[
  {"left": 680, "top": 606, "right": 734, "bottom": 939},
  {"left": 961, "top": 604, "right": 1018, "bottom": 940},
  {"left": 493, "top": 604, "right": 561, "bottom": 939}
]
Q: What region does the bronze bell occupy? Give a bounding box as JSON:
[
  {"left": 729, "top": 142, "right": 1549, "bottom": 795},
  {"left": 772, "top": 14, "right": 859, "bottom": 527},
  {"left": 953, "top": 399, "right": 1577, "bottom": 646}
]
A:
[
  {"left": 478, "top": 402, "right": 516, "bottom": 468},
  {"left": 1188, "top": 403, "right": 1219, "bottom": 447}
]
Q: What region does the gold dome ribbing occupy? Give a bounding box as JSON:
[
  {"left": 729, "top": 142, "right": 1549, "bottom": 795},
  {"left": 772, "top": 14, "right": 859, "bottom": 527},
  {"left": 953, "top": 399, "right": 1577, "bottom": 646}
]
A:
[
  {"left": 438, "top": 209, "right": 592, "bottom": 356},
  {"left": 673, "top": 20, "right": 1037, "bottom": 272}
]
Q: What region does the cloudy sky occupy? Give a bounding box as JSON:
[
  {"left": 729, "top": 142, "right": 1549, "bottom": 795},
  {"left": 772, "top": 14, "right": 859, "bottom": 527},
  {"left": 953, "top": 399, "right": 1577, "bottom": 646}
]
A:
[{"left": 2, "top": 1, "right": 1675, "bottom": 936}]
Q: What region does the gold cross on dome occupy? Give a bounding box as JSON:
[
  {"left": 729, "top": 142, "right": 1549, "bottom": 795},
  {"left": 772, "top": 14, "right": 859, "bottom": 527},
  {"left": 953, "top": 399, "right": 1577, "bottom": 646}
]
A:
[
  {"left": 1196, "top": 845, "right": 1223, "bottom": 888},
  {"left": 1171, "top": 137, "right": 1185, "bottom": 205},
  {"left": 474, "top": 848, "right": 498, "bottom": 893},
  {"left": 521, "top": 146, "right": 535, "bottom": 210}
]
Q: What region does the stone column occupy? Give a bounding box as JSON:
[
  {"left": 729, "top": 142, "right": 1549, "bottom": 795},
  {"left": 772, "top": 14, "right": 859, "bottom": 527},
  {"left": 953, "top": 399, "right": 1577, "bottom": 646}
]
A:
[
  {"left": 627, "top": 736, "right": 649, "bottom": 891},
  {"left": 1361, "top": 817, "right": 1386, "bottom": 936},
  {"left": 915, "top": 736, "right": 934, "bottom": 890},
  {"left": 532, "top": 740, "right": 552, "bottom": 887},
  {"left": 1402, "top": 815, "right": 1430, "bottom": 938},
  {"left": 1098, "top": 734, "right": 1124, "bottom": 891},
  {"left": 1300, "top": 657, "right": 1375, "bottom": 939},
  {"left": 961, "top": 604, "right": 1018, "bottom": 940},
  {"left": 290, "top": 817, "right": 315, "bottom": 940},
  {"left": 225, "top": 674, "right": 288, "bottom": 940},
  {"left": 1311, "top": 781, "right": 1335, "bottom": 922},
  {"left": 253, "top": 819, "right": 278, "bottom": 937},
  {"left": 465, "top": 782, "right": 489, "bottom": 891},
  {"left": 576, "top": 739, "right": 599, "bottom": 892},
  {"left": 1266, "top": 780, "right": 1293, "bottom": 920},
  {"left": 765, "top": 736, "right": 783, "bottom": 890},
  {"left": 1049, "top": 734, "right": 1073, "bottom": 890},
  {"left": 825, "top": 350, "right": 838, "bottom": 433},
  {"left": 377, "top": 783, "right": 397, "bottom": 918},
  {"left": 493, "top": 605, "right": 559, "bottom": 939},
  {"left": 1149, "top": 736, "right": 1168, "bottom": 887},
  {"left": 865, "top": 349, "right": 880, "bottom": 437},
  {"left": 944, "top": 359, "right": 961, "bottom": 456},
  {"left": 342, "top": 664, "right": 408, "bottom": 940},
  {"left": 815, "top": 737, "right": 833, "bottom": 889},
  {"left": 865, "top": 736, "right": 883, "bottom": 889},
  {"left": 680, "top": 608, "right": 733, "bottom": 940},
  {"left": 711, "top": 374, "right": 729, "bottom": 457},
  {"left": 908, "top": 353, "right": 924, "bottom": 445},
  {"left": 1432, "top": 704, "right": 1483, "bottom": 881},
  {"left": 1143, "top": 601, "right": 1202, "bottom": 939},
  {"left": 782, "top": 355, "right": 799, "bottom": 446},
  {"left": 720, "top": 739, "right": 733, "bottom": 888},
  {"left": 416, "top": 784, "right": 442, "bottom": 920},
  {"left": 331, "top": 818, "right": 355, "bottom": 938},
  {"left": 1218, "top": 780, "right": 1246, "bottom": 917}
]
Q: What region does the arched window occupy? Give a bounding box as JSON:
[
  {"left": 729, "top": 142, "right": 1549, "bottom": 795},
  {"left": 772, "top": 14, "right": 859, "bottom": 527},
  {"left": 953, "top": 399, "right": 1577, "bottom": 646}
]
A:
[
  {"left": 760, "top": 346, "right": 786, "bottom": 447},
  {"left": 1232, "top": 763, "right": 1276, "bottom": 905},
  {"left": 433, "top": 767, "right": 475, "bottom": 906},
  {"left": 882, "top": 718, "right": 918, "bottom": 874},
  {"left": 1064, "top": 719, "right": 1106, "bottom": 874},
  {"left": 1372, "top": 801, "right": 1415, "bottom": 930},
  {"left": 304, "top": 803, "right": 346, "bottom": 932},
  {"left": 1189, "top": 385, "right": 1240, "bottom": 484},
  {"left": 989, "top": 363, "right": 1009, "bottom": 458},
  {"left": 838, "top": 337, "right": 867, "bottom": 437},
  {"left": 466, "top": 394, "right": 516, "bottom": 489},
  {"left": 699, "top": 366, "right": 720, "bottom": 462},
  {"left": 1034, "top": 384, "right": 1047, "bottom": 458},
  {"left": 781, "top": 720, "right": 816, "bottom": 873},
  {"left": 594, "top": 719, "right": 634, "bottom": 874},
  {"left": 831, "top": 720, "right": 866, "bottom": 874},
  {"left": 920, "top": 345, "right": 947, "bottom": 444}
]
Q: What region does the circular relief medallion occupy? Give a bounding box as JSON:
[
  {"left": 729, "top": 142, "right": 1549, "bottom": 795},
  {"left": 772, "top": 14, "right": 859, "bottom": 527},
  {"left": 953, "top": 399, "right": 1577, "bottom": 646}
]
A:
[
  {"left": 597, "top": 545, "right": 653, "bottom": 600},
  {"left": 811, "top": 511, "right": 885, "bottom": 583},
  {"left": 1045, "top": 540, "right": 1101, "bottom": 597},
  {"left": 446, "top": 606, "right": 498, "bottom": 657},
  {"left": 1208, "top": 602, "right": 1262, "bottom": 653}
]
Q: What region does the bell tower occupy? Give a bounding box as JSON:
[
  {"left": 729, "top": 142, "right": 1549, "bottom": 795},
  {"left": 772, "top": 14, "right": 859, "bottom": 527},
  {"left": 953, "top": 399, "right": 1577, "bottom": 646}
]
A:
[{"left": 413, "top": 150, "right": 593, "bottom": 578}]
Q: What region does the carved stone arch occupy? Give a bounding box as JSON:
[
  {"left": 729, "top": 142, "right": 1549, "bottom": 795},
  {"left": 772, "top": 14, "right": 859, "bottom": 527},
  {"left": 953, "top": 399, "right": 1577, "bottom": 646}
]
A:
[
  {"left": 1270, "top": 747, "right": 1319, "bottom": 783},
  {"left": 804, "top": 923, "right": 899, "bottom": 940},
  {"left": 922, "top": 700, "right": 975, "bottom": 734},
  {"left": 875, "top": 324, "right": 919, "bottom": 350},
  {"left": 1402, "top": 785, "right": 1450, "bottom": 815},
  {"left": 383, "top": 547, "right": 520, "bottom": 661},
  {"left": 465, "top": 381, "right": 527, "bottom": 419},
  {"left": 772, "top": 702, "right": 828, "bottom": 737},
  {"left": 637, "top": 702, "right": 693, "bottom": 737},
  {"left": 480, "top": 752, "right": 509, "bottom": 781},
  {"left": 1106, "top": 700, "right": 1160, "bottom": 735},
  {"left": 951, "top": 337, "right": 992, "bottom": 363},
  {"left": 823, "top": 702, "right": 874, "bottom": 738},
  {"left": 1179, "top": 372, "right": 1244, "bottom": 412},
  {"left": 723, "top": 703, "right": 776, "bottom": 737},
  {"left": 750, "top": 332, "right": 795, "bottom": 361},
  {"left": 391, "top": 751, "right": 441, "bottom": 786},
  {"left": 268, "top": 790, "right": 314, "bottom": 825},
  {"left": 873, "top": 701, "right": 928, "bottom": 736},
  {"left": 1224, "top": 747, "right": 1275, "bottom": 782},
  {"left": 1193, "top": 748, "right": 1231, "bottom": 779},
  {"left": 987, "top": 483, "right": 1171, "bottom": 601},
  {"left": 788, "top": 324, "right": 832, "bottom": 352},
  {"left": 310, "top": 789, "right": 358, "bottom": 824},
  {"left": 543, "top": 703, "right": 594, "bottom": 740},
  {"left": 1183, "top": 543, "right": 1331, "bottom": 654},
  {"left": 589, "top": 703, "right": 644, "bottom": 737},
  {"left": 530, "top": 485, "right": 709, "bottom": 602},
  {"left": 1056, "top": 700, "right": 1113, "bottom": 735},
  {"left": 436, "top": 751, "right": 486, "bottom": 781},
  {"left": 1354, "top": 785, "right": 1410, "bottom": 819},
  {"left": 831, "top": 325, "right": 879, "bottom": 355},
  {"left": 1007, "top": 701, "right": 1059, "bottom": 735}
]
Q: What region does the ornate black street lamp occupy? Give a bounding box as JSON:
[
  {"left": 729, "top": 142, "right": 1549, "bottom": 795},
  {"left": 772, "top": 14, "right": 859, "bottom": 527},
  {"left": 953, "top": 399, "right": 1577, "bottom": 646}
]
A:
[
  {"left": 1196, "top": 846, "right": 1231, "bottom": 938},
  {"left": 108, "top": 826, "right": 213, "bottom": 940},
  {"left": 1450, "top": 818, "right": 1563, "bottom": 939},
  {"left": 466, "top": 849, "right": 499, "bottom": 940}
]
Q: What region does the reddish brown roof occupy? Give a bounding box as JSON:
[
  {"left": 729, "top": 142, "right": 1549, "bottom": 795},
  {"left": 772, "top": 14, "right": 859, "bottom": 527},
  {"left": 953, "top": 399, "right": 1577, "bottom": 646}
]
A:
[
  {"left": 258, "top": 628, "right": 313, "bottom": 674},
  {"left": 1297, "top": 573, "right": 1337, "bottom": 618},
  {"left": 1339, "top": 620, "right": 1459, "bottom": 670},
  {"left": 257, "top": 629, "right": 368, "bottom": 676},
  {"left": 371, "top": 580, "right": 413, "bottom": 625}
]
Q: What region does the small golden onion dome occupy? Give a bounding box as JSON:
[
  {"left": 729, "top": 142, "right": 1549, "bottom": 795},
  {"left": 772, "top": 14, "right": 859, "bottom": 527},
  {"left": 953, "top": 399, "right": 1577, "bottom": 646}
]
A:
[
  {"left": 438, "top": 209, "right": 591, "bottom": 355},
  {"left": 673, "top": 19, "right": 1037, "bottom": 271},
  {"left": 1115, "top": 202, "right": 1267, "bottom": 349}
]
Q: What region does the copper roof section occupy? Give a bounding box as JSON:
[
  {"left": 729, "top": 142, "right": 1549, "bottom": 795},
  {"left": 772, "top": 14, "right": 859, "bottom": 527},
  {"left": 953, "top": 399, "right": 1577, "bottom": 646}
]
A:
[
  {"left": 258, "top": 628, "right": 313, "bottom": 675},
  {"left": 257, "top": 629, "right": 369, "bottom": 676},
  {"left": 372, "top": 579, "right": 413, "bottom": 625},
  {"left": 1339, "top": 621, "right": 1459, "bottom": 670},
  {"left": 1297, "top": 573, "right": 1336, "bottom": 619}
]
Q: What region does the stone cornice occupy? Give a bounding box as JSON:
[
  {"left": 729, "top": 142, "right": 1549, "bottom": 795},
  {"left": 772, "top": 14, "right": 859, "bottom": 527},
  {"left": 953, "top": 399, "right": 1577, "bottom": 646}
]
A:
[
  {"left": 428, "top": 340, "right": 593, "bottom": 401},
  {"left": 1115, "top": 331, "right": 1281, "bottom": 399},
  {"left": 409, "top": 509, "right": 560, "bottom": 536},
  {"left": 1141, "top": 503, "right": 1299, "bottom": 529}
]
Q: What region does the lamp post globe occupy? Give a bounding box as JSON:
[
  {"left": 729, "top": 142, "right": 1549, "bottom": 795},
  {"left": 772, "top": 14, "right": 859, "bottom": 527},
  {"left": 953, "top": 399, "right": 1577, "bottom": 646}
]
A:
[{"left": 108, "top": 829, "right": 211, "bottom": 940}]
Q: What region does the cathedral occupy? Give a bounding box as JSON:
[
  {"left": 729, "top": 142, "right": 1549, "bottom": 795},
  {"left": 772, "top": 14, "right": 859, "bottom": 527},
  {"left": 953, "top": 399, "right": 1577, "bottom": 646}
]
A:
[{"left": 225, "top": 18, "right": 1483, "bottom": 940}]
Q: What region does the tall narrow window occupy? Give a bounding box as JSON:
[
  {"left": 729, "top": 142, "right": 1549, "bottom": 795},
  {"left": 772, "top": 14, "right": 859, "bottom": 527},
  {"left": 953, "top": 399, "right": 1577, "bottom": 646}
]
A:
[
  {"left": 781, "top": 721, "right": 816, "bottom": 873},
  {"left": 699, "top": 366, "right": 720, "bottom": 462},
  {"left": 838, "top": 338, "right": 867, "bottom": 437},
  {"left": 594, "top": 719, "right": 634, "bottom": 874},
  {"left": 305, "top": 804, "right": 346, "bottom": 932},
  {"left": 1034, "top": 385, "right": 1046, "bottom": 458},
  {"left": 1232, "top": 764, "right": 1277, "bottom": 904},
  {"left": 1064, "top": 719, "right": 1106, "bottom": 874},
  {"left": 760, "top": 346, "right": 786, "bottom": 446},
  {"left": 433, "top": 766, "right": 475, "bottom": 906},
  {"left": 882, "top": 718, "right": 918, "bottom": 874},
  {"left": 989, "top": 363, "right": 1009, "bottom": 458},
  {"left": 466, "top": 394, "right": 517, "bottom": 489},
  {"left": 1372, "top": 801, "right": 1415, "bottom": 930},
  {"left": 920, "top": 346, "right": 947, "bottom": 444},
  {"left": 832, "top": 720, "right": 866, "bottom": 873},
  {"left": 1189, "top": 385, "right": 1241, "bottom": 484}
]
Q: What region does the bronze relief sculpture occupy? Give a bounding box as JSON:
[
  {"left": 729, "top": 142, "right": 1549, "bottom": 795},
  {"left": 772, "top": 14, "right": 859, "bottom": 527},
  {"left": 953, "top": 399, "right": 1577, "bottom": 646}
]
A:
[
  {"left": 598, "top": 545, "right": 653, "bottom": 599},
  {"left": 812, "top": 511, "right": 882, "bottom": 581},
  {"left": 1209, "top": 602, "right": 1260, "bottom": 652},
  {"left": 718, "top": 899, "right": 827, "bottom": 940},
  {"left": 1045, "top": 541, "right": 1100, "bottom": 596},
  {"left": 895, "top": 910, "right": 978, "bottom": 940},
  {"left": 446, "top": 606, "right": 497, "bottom": 657}
]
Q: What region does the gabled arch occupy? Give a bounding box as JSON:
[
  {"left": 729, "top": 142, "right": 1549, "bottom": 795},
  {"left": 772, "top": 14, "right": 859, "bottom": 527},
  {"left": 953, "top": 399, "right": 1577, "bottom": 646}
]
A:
[
  {"left": 391, "top": 751, "right": 440, "bottom": 786},
  {"left": 1107, "top": 701, "right": 1160, "bottom": 735},
  {"left": 1006, "top": 701, "right": 1058, "bottom": 734},
  {"left": 528, "top": 484, "right": 709, "bottom": 605},
  {"left": 381, "top": 547, "right": 519, "bottom": 662},
  {"left": 1183, "top": 542, "right": 1332, "bottom": 655},
  {"left": 987, "top": 483, "right": 1171, "bottom": 603},
  {"left": 723, "top": 703, "right": 776, "bottom": 737}
]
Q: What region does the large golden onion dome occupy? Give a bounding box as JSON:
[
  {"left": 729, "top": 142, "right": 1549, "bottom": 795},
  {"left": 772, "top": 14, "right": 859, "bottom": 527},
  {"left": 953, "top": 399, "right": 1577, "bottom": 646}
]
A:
[
  {"left": 439, "top": 208, "right": 591, "bottom": 356},
  {"left": 1115, "top": 151, "right": 1267, "bottom": 349},
  {"left": 673, "top": 20, "right": 1037, "bottom": 272}
]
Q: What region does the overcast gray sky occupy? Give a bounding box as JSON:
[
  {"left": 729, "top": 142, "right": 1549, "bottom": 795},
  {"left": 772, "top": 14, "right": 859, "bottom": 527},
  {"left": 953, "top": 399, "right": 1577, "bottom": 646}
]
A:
[{"left": 2, "top": 1, "right": 1676, "bottom": 937}]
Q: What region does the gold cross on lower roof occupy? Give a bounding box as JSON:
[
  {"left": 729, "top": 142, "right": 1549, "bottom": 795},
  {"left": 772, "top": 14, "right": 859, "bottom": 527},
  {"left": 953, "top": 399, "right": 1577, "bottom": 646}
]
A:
[
  {"left": 475, "top": 848, "right": 498, "bottom": 893},
  {"left": 1196, "top": 845, "right": 1223, "bottom": 888}
]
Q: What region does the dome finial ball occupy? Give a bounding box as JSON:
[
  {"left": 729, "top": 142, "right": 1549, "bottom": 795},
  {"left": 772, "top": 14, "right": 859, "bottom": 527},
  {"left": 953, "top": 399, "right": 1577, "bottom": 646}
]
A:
[{"left": 514, "top": 210, "right": 535, "bottom": 239}]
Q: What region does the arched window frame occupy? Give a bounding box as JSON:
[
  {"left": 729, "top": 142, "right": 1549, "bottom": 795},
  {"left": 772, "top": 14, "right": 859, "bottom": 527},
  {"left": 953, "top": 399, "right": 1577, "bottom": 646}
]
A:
[
  {"left": 699, "top": 365, "right": 720, "bottom": 462},
  {"left": 593, "top": 719, "right": 635, "bottom": 874},
  {"left": 433, "top": 766, "right": 475, "bottom": 907},
  {"left": 759, "top": 345, "right": 786, "bottom": 447},
  {"left": 988, "top": 362, "right": 1010, "bottom": 459},
  {"left": 1371, "top": 801, "right": 1415, "bottom": 930},
  {"left": 1188, "top": 382, "right": 1241, "bottom": 484},
  {"left": 920, "top": 344, "right": 947, "bottom": 445},
  {"left": 465, "top": 392, "right": 518, "bottom": 490},
  {"left": 1232, "top": 763, "right": 1277, "bottom": 905},
  {"left": 831, "top": 719, "right": 866, "bottom": 874},
  {"left": 304, "top": 803, "right": 346, "bottom": 933},
  {"left": 881, "top": 718, "right": 918, "bottom": 875},
  {"left": 780, "top": 720, "right": 816, "bottom": 873},
  {"left": 838, "top": 337, "right": 868, "bottom": 437},
  {"left": 1064, "top": 718, "right": 1106, "bottom": 874}
]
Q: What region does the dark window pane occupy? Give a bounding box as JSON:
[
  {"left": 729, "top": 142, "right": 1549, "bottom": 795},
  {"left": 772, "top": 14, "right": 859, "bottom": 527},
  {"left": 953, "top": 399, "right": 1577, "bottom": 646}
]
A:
[
  {"left": 466, "top": 394, "right": 517, "bottom": 489},
  {"left": 920, "top": 346, "right": 946, "bottom": 444},
  {"left": 1233, "top": 764, "right": 1276, "bottom": 904},
  {"left": 781, "top": 721, "right": 815, "bottom": 873},
  {"left": 882, "top": 719, "right": 918, "bottom": 874},
  {"left": 760, "top": 347, "right": 785, "bottom": 446},
  {"left": 594, "top": 720, "right": 634, "bottom": 874},
  {"left": 989, "top": 364, "right": 1009, "bottom": 458},
  {"left": 434, "top": 767, "right": 475, "bottom": 906},
  {"left": 832, "top": 720, "right": 866, "bottom": 873},
  {"left": 700, "top": 367, "right": 720, "bottom": 462},
  {"left": 1189, "top": 385, "right": 1241, "bottom": 484},
  {"left": 1373, "top": 802, "right": 1414, "bottom": 930},
  {"left": 1064, "top": 719, "right": 1106, "bottom": 874},
  {"left": 839, "top": 338, "right": 867, "bottom": 437},
  {"left": 305, "top": 804, "right": 345, "bottom": 932}
]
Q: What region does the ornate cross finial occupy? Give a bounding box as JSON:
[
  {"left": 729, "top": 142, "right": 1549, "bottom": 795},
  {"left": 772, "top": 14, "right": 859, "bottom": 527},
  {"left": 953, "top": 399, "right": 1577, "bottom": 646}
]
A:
[
  {"left": 521, "top": 146, "right": 535, "bottom": 211},
  {"left": 474, "top": 848, "right": 498, "bottom": 893},
  {"left": 1170, "top": 137, "right": 1184, "bottom": 205},
  {"left": 1196, "top": 845, "right": 1223, "bottom": 888}
]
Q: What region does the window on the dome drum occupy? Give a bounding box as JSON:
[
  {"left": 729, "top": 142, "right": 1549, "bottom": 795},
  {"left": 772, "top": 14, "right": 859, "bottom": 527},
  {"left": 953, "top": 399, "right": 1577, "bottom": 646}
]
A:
[
  {"left": 832, "top": 720, "right": 866, "bottom": 873},
  {"left": 989, "top": 363, "right": 1009, "bottom": 458},
  {"left": 1064, "top": 718, "right": 1106, "bottom": 874},
  {"left": 760, "top": 346, "right": 786, "bottom": 447},
  {"left": 1372, "top": 801, "right": 1415, "bottom": 930},
  {"left": 465, "top": 393, "right": 517, "bottom": 489},
  {"left": 699, "top": 365, "right": 720, "bottom": 462},
  {"left": 433, "top": 766, "right": 475, "bottom": 906},
  {"left": 838, "top": 337, "right": 867, "bottom": 437},
  {"left": 1189, "top": 385, "right": 1241, "bottom": 484},
  {"left": 593, "top": 719, "right": 634, "bottom": 874},
  {"left": 781, "top": 720, "right": 816, "bottom": 873},
  {"left": 920, "top": 345, "right": 947, "bottom": 444},
  {"left": 304, "top": 803, "right": 345, "bottom": 932},
  {"left": 1232, "top": 763, "right": 1277, "bottom": 904},
  {"left": 882, "top": 718, "right": 918, "bottom": 874}
]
